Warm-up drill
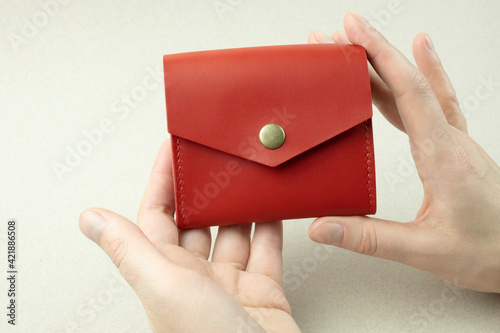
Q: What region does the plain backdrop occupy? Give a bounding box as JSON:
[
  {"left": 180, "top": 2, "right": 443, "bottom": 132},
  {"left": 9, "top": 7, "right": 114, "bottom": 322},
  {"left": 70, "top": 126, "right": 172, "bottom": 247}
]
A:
[{"left": 1, "top": 0, "right": 500, "bottom": 332}]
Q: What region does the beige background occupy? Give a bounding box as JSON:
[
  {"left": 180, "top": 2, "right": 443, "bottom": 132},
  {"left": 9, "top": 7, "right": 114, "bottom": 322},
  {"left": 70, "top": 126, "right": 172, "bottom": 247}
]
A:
[{"left": 1, "top": 0, "right": 500, "bottom": 332}]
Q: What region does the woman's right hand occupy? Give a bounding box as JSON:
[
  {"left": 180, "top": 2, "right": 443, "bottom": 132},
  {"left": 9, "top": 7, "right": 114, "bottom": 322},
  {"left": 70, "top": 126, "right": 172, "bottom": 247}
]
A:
[{"left": 308, "top": 12, "right": 500, "bottom": 293}]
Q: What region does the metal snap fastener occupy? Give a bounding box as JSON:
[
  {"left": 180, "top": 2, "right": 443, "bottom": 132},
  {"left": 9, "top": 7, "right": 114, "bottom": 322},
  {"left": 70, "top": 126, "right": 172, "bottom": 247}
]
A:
[{"left": 259, "top": 123, "right": 285, "bottom": 149}]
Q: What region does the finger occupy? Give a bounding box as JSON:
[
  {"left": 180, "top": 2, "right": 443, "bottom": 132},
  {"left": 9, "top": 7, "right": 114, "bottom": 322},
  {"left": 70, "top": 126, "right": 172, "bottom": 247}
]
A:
[
  {"left": 370, "top": 70, "right": 405, "bottom": 132},
  {"left": 412, "top": 33, "right": 468, "bottom": 133},
  {"left": 344, "top": 12, "right": 450, "bottom": 143},
  {"left": 308, "top": 31, "right": 335, "bottom": 44},
  {"left": 179, "top": 228, "right": 212, "bottom": 260},
  {"left": 212, "top": 224, "right": 252, "bottom": 270},
  {"left": 307, "top": 32, "right": 317, "bottom": 44},
  {"left": 137, "top": 139, "right": 179, "bottom": 251},
  {"left": 247, "top": 221, "right": 283, "bottom": 285},
  {"left": 331, "top": 30, "right": 350, "bottom": 44},
  {"left": 79, "top": 208, "right": 181, "bottom": 295},
  {"left": 309, "top": 216, "right": 438, "bottom": 269},
  {"left": 315, "top": 29, "right": 405, "bottom": 132},
  {"left": 80, "top": 209, "right": 260, "bottom": 332},
  {"left": 331, "top": 30, "right": 404, "bottom": 132}
]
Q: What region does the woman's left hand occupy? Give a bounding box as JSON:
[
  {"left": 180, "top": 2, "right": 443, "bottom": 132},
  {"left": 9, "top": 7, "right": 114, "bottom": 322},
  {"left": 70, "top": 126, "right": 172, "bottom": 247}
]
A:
[{"left": 79, "top": 140, "right": 301, "bottom": 333}]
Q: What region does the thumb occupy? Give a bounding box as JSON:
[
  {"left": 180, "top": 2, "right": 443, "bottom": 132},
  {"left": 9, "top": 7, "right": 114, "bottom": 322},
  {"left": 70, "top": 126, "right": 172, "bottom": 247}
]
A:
[
  {"left": 79, "top": 208, "right": 178, "bottom": 294},
  {"left": 309, "top": 216, "right": 426, "bottom": 265}
]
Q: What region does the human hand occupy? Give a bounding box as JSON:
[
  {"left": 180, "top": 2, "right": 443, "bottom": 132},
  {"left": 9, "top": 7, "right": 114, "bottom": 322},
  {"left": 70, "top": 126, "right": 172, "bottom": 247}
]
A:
[
  {"left": 79, "top": 140, "right": 300, "bottom": 332},
  {"left": 308, "top": 13, "right": 500, "bottom": 293}
]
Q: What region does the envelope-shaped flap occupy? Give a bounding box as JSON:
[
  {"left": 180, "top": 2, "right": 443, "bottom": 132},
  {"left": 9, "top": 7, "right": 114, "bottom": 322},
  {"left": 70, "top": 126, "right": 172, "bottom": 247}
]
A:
[{"left": 164, "top": 44, "right": 372, "bottom": 167}]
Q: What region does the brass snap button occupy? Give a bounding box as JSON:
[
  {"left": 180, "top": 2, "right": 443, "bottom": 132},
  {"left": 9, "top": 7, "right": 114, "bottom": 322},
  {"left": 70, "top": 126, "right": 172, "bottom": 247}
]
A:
[{"left": 259, "top": 123, "right": 285, "bottom": 149}]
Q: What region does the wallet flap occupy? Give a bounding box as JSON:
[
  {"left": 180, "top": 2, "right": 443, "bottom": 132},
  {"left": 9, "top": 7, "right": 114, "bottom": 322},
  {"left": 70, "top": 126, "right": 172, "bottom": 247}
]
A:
[{"left": 164, "top": 44, "right": 372, "bottom": 167}]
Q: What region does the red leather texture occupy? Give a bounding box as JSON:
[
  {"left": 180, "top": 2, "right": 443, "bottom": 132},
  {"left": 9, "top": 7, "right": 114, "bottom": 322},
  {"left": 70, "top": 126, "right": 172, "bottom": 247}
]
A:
[{"left": 163, "top": 44, "right": 376, "bottom": 229}]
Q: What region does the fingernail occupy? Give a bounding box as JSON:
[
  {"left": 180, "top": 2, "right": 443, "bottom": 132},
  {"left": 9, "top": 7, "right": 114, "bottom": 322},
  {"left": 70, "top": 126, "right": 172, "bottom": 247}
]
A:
[
  {"left": 425, "top": 34, "right": 435, "bottom": 52},
  {"left": 314, "top": 31, "right": 334, "bottom": 43},
  {"left": 80, "top": 210, "right": 106, "bottom": 245},
  {"left": 316, "top": 222, "right": 344, "bottom": 246},
  {"left": 351, "top": 12, "right": 372, "bottom": 29}
]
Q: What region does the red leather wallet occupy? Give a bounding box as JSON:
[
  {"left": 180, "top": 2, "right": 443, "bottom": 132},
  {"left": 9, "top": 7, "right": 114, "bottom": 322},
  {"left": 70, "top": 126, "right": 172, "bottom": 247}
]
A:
[{"left": 163, "top": 44, "right": 376, "bottom": 229}]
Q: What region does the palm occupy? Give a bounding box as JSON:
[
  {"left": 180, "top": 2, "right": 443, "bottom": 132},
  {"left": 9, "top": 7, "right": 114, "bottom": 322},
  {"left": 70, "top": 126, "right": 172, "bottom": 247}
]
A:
[
  {"left": 406, "top": 127, "right": 500, "bottom": 291},
  {"left": 132, "top": 142, "right": 300, "bottom": 332},
  {"left": 165, "top": 244, "right": 299, "bottom": 332}
]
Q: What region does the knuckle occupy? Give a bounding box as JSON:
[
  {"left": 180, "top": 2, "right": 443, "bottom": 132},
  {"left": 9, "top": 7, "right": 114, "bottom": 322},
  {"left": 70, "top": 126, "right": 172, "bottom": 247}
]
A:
[
  {"left": 446, "top": 89, "right": 460, "bottom": 108},
  {"left": 226, "top": 261, "right": 246, "bottom": 271},
  {"left": 441, "top": 88, "right": 468, "bottom": 128},
  {"left": 355, "top": 222, "right": 378, "bottom": 256},
  {"left": 395, "top": 67, "right": 434, "bottom": 102},
  {"left": 105, "top": 235, "right": 128, "bottom": 270},
  {"left": 448, "top": 112, "right": 468, "bottom": 130},
  {"left": 447, "top": 137, "right": 488, "bottom": 180},
  {"left": 104, "top": 235, "right": 142, "bottom": 284},
  {"left": 410, "top": 69, "right": 431, "bottom": 94}
]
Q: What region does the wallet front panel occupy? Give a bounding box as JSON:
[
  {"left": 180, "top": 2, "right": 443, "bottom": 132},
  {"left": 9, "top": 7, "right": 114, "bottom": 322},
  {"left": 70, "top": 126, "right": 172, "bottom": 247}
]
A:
[{"left": 171, "top": 120, "right": 375, "bottom": 229}]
